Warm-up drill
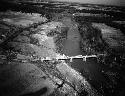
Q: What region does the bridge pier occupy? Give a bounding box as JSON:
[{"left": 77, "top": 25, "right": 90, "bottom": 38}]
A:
[
  {"left": 70, "top": 58, "right": 73, "bottom": 62},
  {"left": 83, "top": 56, "right": 87, "bottom": 61}
]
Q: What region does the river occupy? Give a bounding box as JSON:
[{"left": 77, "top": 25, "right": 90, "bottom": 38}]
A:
[{"left": 61, "top": 17, "right": 108, "bottom": 94}]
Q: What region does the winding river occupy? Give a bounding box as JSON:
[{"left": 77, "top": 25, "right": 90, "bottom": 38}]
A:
[{"left": 61, "top": 17, "right": 108, "bottom": 93}]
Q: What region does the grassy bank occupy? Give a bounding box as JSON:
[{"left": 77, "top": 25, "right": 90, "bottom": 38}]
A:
[{"left": 78, "top": 21, "right": 107, "bottom": 55}]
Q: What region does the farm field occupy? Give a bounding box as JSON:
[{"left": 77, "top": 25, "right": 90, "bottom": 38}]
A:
[{"left": 0, "top": 1, "right": 125, "bottom": 96}]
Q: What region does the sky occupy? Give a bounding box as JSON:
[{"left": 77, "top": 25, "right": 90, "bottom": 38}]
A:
[
  {"left": 1, "top": 0, "right": 125, "bottom": 6},
  {"left": 53, "top": 0, "right": 125, "bottom": 6}
]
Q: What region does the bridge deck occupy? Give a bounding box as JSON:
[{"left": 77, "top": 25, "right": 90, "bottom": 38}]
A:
[{"left": 40, "top": 54, "right": 105, "bottom": 62}]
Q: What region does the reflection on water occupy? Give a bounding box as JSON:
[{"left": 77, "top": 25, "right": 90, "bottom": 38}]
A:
[{"left": 70, "top": 58, "right": 107, "bottom": 89}]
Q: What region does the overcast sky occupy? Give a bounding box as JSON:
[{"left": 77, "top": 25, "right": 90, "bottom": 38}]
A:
[{"left": 54, "top": 0, "right": 125, "bottom": 6}]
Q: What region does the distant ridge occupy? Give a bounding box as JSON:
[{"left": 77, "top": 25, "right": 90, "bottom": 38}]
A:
[
  {"left": 0, "top": 0, "right": 125, "bottom": 7},
  {"left": 0, "top": 0, "right": 51, "bottom": 3}
]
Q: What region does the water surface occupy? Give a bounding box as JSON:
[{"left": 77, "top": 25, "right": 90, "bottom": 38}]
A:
[{"left": 62, "top": 17, "right": 108, "bottom": 93}]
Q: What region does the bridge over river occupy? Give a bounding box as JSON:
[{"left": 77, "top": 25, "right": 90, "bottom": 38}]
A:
[
  {"left": 0, "top": 54, "right": 105, "bottom": 63},
  {"left": 39, "top": 54, "right": 106, "bottom": 62}
]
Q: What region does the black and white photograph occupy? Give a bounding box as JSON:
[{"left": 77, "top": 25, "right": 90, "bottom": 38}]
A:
[{"left": 0, "top": 0, "right": 125, "bottom": 96}]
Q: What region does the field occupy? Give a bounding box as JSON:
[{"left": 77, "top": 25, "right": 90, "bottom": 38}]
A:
[{"left": 0, "top": 1, "right": 125, "bottom": 96}]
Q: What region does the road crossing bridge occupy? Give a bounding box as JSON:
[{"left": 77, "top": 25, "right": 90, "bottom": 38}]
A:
[
  {"left": 39, "top": 54, "right": 106, "bottom": 62},
  {"left": 0, "top": 54, "right": 106, "bottom": 63}
]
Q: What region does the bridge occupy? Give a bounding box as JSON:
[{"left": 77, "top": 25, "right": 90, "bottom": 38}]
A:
[
  {"left": 39, "top": 54, "right": 106, "bottom": 62},
  {"left": 0, "top": 54, "right": 106, "bottom": 63}
]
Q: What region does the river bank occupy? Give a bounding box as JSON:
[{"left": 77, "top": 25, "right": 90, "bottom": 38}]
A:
[
  {"left": 54, "top": 12, "right": 124, "bottom": 96},
  {"left": 0, "top": 10, "right": 100, "bottom": 96},
  {"left": 0, "top": 1, "right": 125, "bottom": 96}
]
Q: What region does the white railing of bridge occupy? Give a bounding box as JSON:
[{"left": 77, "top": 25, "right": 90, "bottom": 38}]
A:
[
  {"left": 40, "top": 54, "right": 106, "bottom": 62},
  {"left": 0, "top": 54, "right": 105, "bottom": 63}
]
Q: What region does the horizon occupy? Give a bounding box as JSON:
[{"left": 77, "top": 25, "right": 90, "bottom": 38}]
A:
[
  {"left": 53, "top": 0, "right": 125, "bottom": 6},
  {"left": 1, "top": 0, "right": 125, "bottom": 6}
]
